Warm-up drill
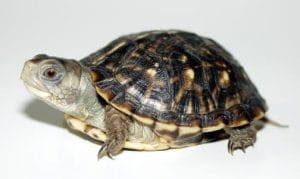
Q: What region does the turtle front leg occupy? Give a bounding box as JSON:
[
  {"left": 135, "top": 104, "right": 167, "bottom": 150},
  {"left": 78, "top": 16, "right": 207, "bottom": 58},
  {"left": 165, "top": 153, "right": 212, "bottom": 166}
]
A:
[
  {"left": 224, "top": 124, "right": 257, "bottom": 155},
  {"left": 98, "top": 105, "right": 130, "bottom": 159}
]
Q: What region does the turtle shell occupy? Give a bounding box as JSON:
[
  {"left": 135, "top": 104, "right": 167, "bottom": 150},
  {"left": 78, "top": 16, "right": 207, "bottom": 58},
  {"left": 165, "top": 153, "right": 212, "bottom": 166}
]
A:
[{"left": 81, "top": 30, "right": 267, "bottom": 140}]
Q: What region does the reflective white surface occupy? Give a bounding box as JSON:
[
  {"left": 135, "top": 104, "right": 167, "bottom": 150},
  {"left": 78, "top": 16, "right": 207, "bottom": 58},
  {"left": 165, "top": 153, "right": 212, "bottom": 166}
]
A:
[{"left": 0, "top": 0, "right": 299, "bottom": 178}]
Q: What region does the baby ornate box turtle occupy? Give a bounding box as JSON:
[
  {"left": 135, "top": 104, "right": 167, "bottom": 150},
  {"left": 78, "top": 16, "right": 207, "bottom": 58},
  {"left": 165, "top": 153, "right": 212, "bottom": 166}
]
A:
[{"left": 21, "top": 30, "right": 268, "bottom": 158}]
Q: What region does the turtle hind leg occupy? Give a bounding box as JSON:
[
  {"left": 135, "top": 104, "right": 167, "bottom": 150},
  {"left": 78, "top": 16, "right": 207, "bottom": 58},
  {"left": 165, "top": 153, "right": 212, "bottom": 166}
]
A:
[
  {"left": 98, "top": 105, "right": 130, "bottom": 159},
  {"left": 224, "top": 124, "right": 257, "bottom": 155}
]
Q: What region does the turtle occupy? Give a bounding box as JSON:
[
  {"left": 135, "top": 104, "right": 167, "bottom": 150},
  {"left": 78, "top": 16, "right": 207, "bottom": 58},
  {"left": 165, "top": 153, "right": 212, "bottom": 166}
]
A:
[{"left": 21, "top": 30, "right": 268, "bottom": 158}]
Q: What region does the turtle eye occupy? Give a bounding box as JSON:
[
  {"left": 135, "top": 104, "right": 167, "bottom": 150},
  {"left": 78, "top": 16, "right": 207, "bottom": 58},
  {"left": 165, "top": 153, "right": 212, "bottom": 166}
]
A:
[
  {"left": 44, "top": 68, "right": 57, "bottom": 79},
  {"left": 40, "top": 65, "right": 64, "bottom": 83}
]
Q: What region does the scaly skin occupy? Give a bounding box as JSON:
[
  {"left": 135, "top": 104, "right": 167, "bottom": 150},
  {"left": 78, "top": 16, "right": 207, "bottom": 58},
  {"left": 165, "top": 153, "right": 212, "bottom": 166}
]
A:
[{"left": 21, "top": 55, "right": 106, "bottom": 130}]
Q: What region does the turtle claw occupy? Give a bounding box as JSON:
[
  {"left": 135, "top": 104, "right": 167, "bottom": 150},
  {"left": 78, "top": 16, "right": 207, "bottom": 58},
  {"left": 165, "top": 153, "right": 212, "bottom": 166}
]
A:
[
  {"left": 97, "top": 136, "right": 124, "bottom": 160},
  {"left": 228, "top": 140, "right": 234, "bottom": 155},
  {"left": 241, "top": 144, "right": 246, "bottom": 153},
  {"left": 98, "top": 143, "right": 114, "bottom": 160},
  {"left": 228, "top": 137, "right": 255, "bottom": 154},
  {"left": 226, "top": 125, "right": 257, "bottom": 155}
]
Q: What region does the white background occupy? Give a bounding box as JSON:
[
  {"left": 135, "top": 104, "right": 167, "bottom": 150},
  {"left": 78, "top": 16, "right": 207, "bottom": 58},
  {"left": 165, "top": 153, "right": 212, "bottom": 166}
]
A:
[{"left": 0, "top": 0, "right": 299, "bottom": 178}]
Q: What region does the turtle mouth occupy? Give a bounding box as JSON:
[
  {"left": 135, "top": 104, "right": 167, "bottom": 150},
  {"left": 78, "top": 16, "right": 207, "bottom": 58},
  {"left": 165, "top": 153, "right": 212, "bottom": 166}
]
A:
[{"left": 22, "top": 80, "right": 50, "bottom": 98}]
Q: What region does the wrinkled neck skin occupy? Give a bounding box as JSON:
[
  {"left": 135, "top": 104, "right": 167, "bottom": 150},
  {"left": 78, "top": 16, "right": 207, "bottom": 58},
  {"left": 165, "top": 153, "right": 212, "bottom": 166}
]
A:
[{"left": 64, "top": 64, "right": 106, "bottom": 131}]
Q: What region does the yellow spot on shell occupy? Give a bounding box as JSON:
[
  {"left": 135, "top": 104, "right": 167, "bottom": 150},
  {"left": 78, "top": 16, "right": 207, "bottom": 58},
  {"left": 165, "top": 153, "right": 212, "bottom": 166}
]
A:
[
  {"left": 202, "top": 122, "right": 226, "bottom": 133},
  {"left": 200, "top": 47, "right": 212, "bottom": 55},
  {"left": 178, "top": 126, "right": 201, "bottom": 136},
  {"left": 185, "top": 69, "right": 195, "bottom": 80},
  {"left": 225, "top": 93, "right": 241, "bottom": 108},
  {"left": 146, "top": 68, "right": 157, "bottom": 77},
  {"left": 107, "top": 41, "right": 126, "bottom": 55},
  {"left": 183, "top": 69, "right": 195, "bottom": 89},
  {"left": 207, "top": 97, "right": 215, "bottom": 112},
  {"left": 253, "top": 108, "right": 265, "bottom": 120},
  {"left": 105, "top": 62, "right": 114, "bottom": 70},
  {"left": 175, "top": 88, "right": 184, "bottom": 103},
  {"left": 91, "top": 71, "right": 100, "bottom": 81},
  {"left": 186, "top": 100, "right": 193, "bottom": 114},
  {"left": 227, "top": 119, "right": 249, "bottom": 128},
  {"left": 155, "top": 122, "right": 178, "bottom": 132},
  {"left": 179, "top": 55, "right": 188, "bottom": 63},
  {"left": 199, "top": 96, "right": 206, "bottom": 114},
  {"left": 219, "top": 71, "right": 230, "bottom": 87},
  {"left": 131, "top": 51, "right": 140, "bottom": 57},
  {"left": 202, "top": 61, "right": 213, "bottom": 67}
]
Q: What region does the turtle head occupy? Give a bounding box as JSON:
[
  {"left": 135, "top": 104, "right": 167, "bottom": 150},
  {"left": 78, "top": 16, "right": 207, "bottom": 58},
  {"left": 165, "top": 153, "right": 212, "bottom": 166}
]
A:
[{"left": 21, "top": 54, "right": 94, "bottom": 117}]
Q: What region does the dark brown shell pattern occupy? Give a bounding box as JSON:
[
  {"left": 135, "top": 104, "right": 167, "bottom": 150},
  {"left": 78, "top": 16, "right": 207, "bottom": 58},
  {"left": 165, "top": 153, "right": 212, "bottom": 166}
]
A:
[{"left": 81, "top": 30, "right": 267, "bottom": 134}]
